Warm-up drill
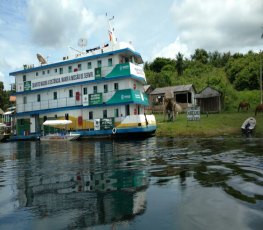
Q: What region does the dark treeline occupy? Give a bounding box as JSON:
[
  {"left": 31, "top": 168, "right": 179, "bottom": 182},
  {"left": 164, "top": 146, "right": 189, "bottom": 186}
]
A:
[
  {"left": 0, "top": 82, "right": 12, "bottom": 111},
  {"left": 144, "top": 49, "right": 262, "bottom": 92}
]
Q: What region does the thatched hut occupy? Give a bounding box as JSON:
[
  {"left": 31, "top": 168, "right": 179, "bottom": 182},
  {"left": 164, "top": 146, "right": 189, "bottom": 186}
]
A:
[{"left": 195, "top": 86, "right": 221, "bottom": 113}]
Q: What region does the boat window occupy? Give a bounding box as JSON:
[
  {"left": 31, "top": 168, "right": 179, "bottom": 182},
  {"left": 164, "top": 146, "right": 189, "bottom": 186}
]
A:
[
  {"left": 69, "top": 89, "right": 73, "bottom": 98},
  {"left": 97, "top": 60, "right": 102, "bottom": 68},
  {"left": 23, "top": 96, "right": 27, "bottom": 104},
  {"left": 104, "top": 84, "right": 108, "bottom": 93},
  {"left": 115, "top": 108, "right": 119, "bottom": 117},
  {"left": 47, "top": 70, "right": 50, "bottom": 74},
  {"left": 59, "top": 67, "right": 63, "bottom": 74},
  {"left": 68, "top": 66, "right": 72, "bottom": 73},
  {"left": 83, "top": 87, "right": 87, "bottom": 95},
  {"left": 108, "top": 58, "right": 112, "bottom": 66},
  {"left": 36, "top": 72, "right": 38, "bottom": 76},
  {"left": 125, "top": 104, "right": 130, "bottom": 116},
  {"left": 37, "top": 94, "right": 41, "bottom": 102},
  {"left": 23, "top": 75, "right": 26, "bottom": 81},
  {"left": 53, "top": 92, "right": 57, "bottom": 100},
  {"left": 93, "top": 86, "right": 97, "bottom": 94},
  {"left": 42, "top": 70, "right": 45, "bottom": 75},
  {"left": 114, "top": 83, "right": 119, "bottom": 91},
  {"left": 78, "top": 64, "right": 82, "bottom": 71},
  {"left": 55, "top": 68, "right": 57, "bottom": 73},
  {"left": 89, "top": 111, "right": 93, "bottom": 120},
  {"left": 88, "top": 62, "right": 92, "bottom": 69},
  {"left": 103, "top": 110, "right": 107, "bottom": 118}
]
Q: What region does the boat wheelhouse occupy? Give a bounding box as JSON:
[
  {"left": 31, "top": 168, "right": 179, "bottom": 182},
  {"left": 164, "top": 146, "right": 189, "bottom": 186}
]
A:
[{"left": 9, "top": 17, "right": 156, "bottom": 140}]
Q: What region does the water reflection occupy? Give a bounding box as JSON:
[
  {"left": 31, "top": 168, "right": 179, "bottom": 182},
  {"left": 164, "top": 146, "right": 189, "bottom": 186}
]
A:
[
  {"left": 0, "top": 137, "right": 263, "bottom": 229},
  {"left": 1, "top": 140, "right": 149, "bottom": 229}
]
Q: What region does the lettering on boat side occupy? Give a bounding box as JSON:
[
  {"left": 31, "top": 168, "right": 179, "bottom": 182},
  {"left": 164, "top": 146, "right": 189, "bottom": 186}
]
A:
[{"left": 31, "top": 71, "right": 94, "bottom": 89}]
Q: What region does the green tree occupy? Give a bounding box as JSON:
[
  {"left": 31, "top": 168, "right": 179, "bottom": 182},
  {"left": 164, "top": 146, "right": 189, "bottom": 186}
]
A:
[
  {"left": 149, "top": 57, "right": 175, "bottom": 73},
  {"left": 191, "top": 49, "right": 209, "bottom": 64},
  {"left": 175, "top": 52, "right": 184, "bottom": 76},
  {"left": 0, "top": 82, "right": 11, "bottom": 110},
  {"left": 225, "top": 52, "right": 260, "bottom": 90}
]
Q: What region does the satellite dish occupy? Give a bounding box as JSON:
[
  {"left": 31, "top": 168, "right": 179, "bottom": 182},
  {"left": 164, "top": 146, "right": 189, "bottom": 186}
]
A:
[
  {"left": 78, "top": 38, "right": 87, "bottom": 48},
  {"left": 37, "top": 53, "right": 47, "bottom": 65}
]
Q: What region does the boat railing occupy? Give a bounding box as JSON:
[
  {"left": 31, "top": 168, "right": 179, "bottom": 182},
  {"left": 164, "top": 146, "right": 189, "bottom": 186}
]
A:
[{"left": 16, "top": 90, "right": 116, "bottom": 113}]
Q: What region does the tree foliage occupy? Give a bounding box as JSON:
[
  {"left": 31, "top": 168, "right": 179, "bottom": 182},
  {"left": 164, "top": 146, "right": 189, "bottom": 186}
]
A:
[
  {"left": 0, "top": 82, "right": 11, "bottom": 110},
  {"left": 225, "top": 52, "right": 260, "bottom": 90},
  {"left": 145, "top": 49, "right": 262, "bottom": 111},
  {"left": 145, "top": 49, "right": 261, "bottom": 92}
]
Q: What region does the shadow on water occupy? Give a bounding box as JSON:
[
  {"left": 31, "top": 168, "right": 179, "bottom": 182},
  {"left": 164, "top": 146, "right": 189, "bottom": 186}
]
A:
[{"left": 0, "top": 137, "right": 263, "bottom": 229}]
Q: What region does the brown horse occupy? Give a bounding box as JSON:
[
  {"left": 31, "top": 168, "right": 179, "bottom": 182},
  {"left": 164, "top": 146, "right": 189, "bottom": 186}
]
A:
[
  {"left": 238, "top": 102, "right": 250, "bottom": 112},
  {"left": 255, "top": 104, "right": 263, "bottom": 116}
]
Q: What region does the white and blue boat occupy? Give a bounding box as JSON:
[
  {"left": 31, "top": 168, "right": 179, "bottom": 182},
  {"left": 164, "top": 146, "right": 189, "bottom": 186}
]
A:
[{"left": 9, "top": 16, "right": 156, "bottom": 140}]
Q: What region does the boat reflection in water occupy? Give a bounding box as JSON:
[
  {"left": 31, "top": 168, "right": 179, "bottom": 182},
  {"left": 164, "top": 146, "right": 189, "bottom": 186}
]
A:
[
  {"left": 2, "top": 137, "right": 263, "bottom": 230},
  {"left": 14, "top": 140, "right": 148, "bottom": 229}
]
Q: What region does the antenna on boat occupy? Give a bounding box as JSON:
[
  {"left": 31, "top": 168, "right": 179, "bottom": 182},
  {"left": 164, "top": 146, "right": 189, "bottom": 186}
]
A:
[
  {"left": 106, "top": 13, "right": 117, "bottom": 44},
  {"left": 69, "top": 46, "right": 82, "bottom": 54},
  {"left": 78, "top": 38, "right": 87, "bottom": 49},
  {"left": 37, "top": 53, "right": 47, "bottom": 65}
]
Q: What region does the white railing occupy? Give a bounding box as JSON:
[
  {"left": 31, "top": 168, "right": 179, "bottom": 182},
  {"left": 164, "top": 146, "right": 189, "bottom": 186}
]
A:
[{"left": 16, "top": 91, "right": 116, "bottom": 113}]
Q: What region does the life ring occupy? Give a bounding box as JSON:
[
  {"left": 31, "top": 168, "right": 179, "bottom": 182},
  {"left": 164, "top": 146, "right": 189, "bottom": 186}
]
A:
[{"left": 112, "top": 128, "right": 117, "bottom": 134}]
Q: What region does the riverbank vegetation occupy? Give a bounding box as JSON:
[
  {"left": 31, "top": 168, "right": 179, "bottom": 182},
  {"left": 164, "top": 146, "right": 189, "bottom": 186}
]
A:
[
  {"left": 0, "top": 82, "right": 12, "bottom": 110},
  {"left": 145, "top": 49, "right": 262, "bottom": 112},
  {"left": 155, "top": 112, "right": 263, "bottom": 137}
]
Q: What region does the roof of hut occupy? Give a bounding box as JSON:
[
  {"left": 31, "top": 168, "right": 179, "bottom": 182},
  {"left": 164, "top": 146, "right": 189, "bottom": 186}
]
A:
[
  {"left": 195, "top": 86, "right": 221, "bottom": 99},
  {"left": 150, "top": 84, "right": 195, "bottom": 95}
]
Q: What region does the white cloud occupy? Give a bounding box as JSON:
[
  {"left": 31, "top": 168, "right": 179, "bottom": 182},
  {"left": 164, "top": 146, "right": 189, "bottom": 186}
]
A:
[
  {"left": 154, "top": 0, "right": 263, "bottom": 59},
  {"left": 27, "top": 0, "right": 104, "bottom": 47},
  {"left": 1, "top": 0, "right": 263, "bottom": 89},
  {"left": 0, "top": 71, "right": 4, "bottom": 83},
  {"left": 152, "top": 37, "right": 190, "bottom": 60}
]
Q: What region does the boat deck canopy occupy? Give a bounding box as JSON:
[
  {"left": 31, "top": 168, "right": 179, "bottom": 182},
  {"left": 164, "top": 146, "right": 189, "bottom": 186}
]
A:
[{"left": 43, "top": 120, "right": 72, "bottom": 126}]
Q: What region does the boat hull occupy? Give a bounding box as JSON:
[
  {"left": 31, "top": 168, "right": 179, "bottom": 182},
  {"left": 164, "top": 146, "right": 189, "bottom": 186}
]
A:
[
  {"left": 40, "top": 133, "right": 80, "bottom": 141},
  {"left": 76, "top": 125, "right": 156, "bottom": 139},
  {"left": 74, "top": 114, "right": 156, "bottom": 139},
  {"left": 241, "top": 117, "right": 256, "bottom": 134}
]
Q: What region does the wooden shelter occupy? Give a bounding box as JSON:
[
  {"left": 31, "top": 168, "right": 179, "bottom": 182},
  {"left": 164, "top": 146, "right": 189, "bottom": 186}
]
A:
[
  {"left": 195, "top": 86, "right": 221, "bottom": 113},
  {"left": 148, "top": 84, "right": 196, "bottom": 113}
]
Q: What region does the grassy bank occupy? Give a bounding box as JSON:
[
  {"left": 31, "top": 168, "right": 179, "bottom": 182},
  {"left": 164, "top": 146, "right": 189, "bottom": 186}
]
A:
[{"left": 155, "top": 112, "right": 263, "bottom": 137}]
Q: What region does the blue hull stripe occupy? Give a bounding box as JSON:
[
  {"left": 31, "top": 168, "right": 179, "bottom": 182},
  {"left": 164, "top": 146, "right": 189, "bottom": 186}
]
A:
[{"left": 75, "top": 125, "right": 156, "bottom": 137}]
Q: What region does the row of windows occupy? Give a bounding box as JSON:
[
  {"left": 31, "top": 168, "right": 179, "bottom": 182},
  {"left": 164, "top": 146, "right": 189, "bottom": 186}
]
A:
[
  {"left": 83, "top": 83, "right": 118, "bottom": 95},
  {"left": 22, "top": 58, "right": 113, "bottom": 81},
  {"left": 24, "top": 83, "right": 119, "bottom": 103},
  {"left": 88, "top": 108, "right": 119, "bottom": 119}
]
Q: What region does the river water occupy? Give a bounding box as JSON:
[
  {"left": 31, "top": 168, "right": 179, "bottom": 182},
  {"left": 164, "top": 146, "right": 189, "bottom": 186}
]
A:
[{"left": 0, "top": 137, "right": 263, "bottom": 230}]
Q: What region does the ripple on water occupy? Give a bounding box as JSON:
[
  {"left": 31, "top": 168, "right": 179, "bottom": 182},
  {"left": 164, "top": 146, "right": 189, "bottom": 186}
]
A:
[{"left": 0, "top": 137, "right": 262, "bottom": 230}]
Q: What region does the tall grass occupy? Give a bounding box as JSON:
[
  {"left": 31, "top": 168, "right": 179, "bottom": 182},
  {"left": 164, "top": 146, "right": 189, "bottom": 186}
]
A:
[{"left": 155, "top": 112, "right": 263, "bottom": 137}]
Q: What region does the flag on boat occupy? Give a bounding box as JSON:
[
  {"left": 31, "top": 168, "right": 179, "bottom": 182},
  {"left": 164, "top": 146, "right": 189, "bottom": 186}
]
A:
[{"left": 108, "top": 30, "right": 113, "bottom": 41}]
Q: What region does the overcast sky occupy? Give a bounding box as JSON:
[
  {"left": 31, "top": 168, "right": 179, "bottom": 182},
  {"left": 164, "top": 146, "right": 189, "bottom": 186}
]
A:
[{"left": 0, "top": 0, "right": 263, "bottom": 89}]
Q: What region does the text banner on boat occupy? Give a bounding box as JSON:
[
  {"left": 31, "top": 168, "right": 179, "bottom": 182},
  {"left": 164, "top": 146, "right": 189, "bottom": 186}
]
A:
[{"left": 19, "top": 70, "right": 95, "bottom": 92}]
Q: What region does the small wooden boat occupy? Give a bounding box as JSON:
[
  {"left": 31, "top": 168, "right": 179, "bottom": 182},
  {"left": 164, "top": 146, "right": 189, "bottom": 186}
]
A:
[
  {"left": 40, "top": 120, "right": 80, "bottom": 141},
  {"left": 241, "top": 117, "right": 256, "bottom": 134}
]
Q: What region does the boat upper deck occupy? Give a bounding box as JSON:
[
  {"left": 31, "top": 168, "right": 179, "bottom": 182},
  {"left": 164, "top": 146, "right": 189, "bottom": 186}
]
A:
[{"left": 9, "top": 42, "right": 143, "bottom": 76}]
